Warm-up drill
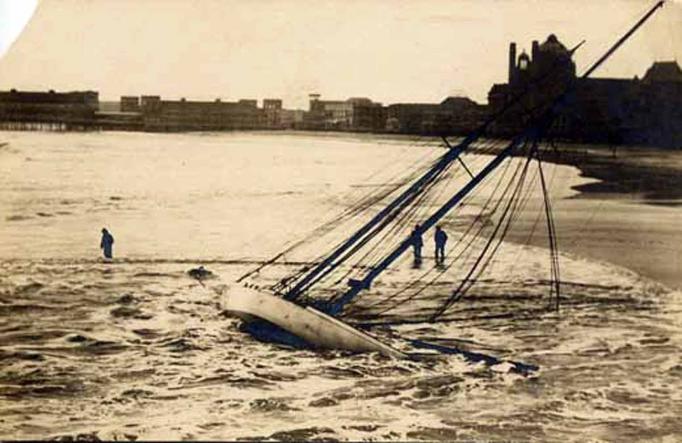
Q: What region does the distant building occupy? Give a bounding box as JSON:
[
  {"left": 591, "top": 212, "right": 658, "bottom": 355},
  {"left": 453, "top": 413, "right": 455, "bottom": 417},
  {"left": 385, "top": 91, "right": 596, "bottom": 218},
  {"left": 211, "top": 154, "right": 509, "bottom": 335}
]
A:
[
  {"left": 386, "top": 97, "right": 486, "bottom": 135},
  {"left": 281, "top": 109, "right": 305, "bottom": 129},
  {"left": 440, "top": 97, "right": 488, "bottom": 132},
  {"left": 304, "top": 94, "right": 385, "bottom": 131},
  {"left": 642, "top": 61, "right": 682, "bottom": 83},
  {"left": 121, "top": 95, "right": 272, "bottom": 131},
  {"left": 140, "top": 95, "right": 162, "bottom": 113},
  {"left": 348, "top": 97, "right": 386, "bottom": 132},
  {"left": 126, "top": 95, "right": 268, "bottom": 131},
  {"left": 386, "top": 103, "right": 441, "bottom": 133},
  {"left": 306, "top": 95, "right": 353, "bottom": 129},
  {"left": 120, "top": 96, "right": 140, "bottom": 112},
  {"left": 488, "top": 34, "right": 682, "bottom": 147},
  {"left": 263, "top": 98, "right": 283, "bottom": 128},
  {"left": 238, "top": 99, "right": 258, "bottom": 108},
  {"left": 0, "top": 89, "right": 99, "bottom": 126}
]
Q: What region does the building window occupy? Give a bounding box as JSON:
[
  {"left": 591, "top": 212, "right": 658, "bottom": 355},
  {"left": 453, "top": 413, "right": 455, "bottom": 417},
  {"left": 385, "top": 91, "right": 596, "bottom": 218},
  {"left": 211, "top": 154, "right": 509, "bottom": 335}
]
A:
[{"left": 519, "top": 57, "right": 529, "bottom": 71}]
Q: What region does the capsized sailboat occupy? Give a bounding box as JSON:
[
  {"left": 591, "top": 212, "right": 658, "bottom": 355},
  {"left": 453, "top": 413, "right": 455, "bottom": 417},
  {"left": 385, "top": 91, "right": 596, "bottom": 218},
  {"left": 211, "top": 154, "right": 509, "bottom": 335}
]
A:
[{"left": 220, "top": 1, "right": 666, "bottom": 363}]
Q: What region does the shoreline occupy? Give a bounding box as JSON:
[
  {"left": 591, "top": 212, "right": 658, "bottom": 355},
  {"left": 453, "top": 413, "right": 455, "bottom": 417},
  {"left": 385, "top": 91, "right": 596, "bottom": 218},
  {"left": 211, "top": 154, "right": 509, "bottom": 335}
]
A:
[
  {"left": 501, "top": 144, "right": 682, "bottom": 290},
  {"left": 2, "top": 129, "right": 680, "bottom": 289},
  {"left": 268, "top": 131, "right": 682, "bottom": 289},
  {"left": 537, "top": 144, "right": 682, "bottom": 202}
]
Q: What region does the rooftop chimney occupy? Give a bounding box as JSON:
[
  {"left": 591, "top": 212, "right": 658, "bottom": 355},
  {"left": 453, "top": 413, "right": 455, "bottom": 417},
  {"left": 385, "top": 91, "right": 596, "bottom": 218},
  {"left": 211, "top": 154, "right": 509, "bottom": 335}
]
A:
[
  {"left": 532, "top": 40, "right": 539, "bottom": 62},
  {"left": 509, "top": 42, "right": 517, "bottom": 84}
]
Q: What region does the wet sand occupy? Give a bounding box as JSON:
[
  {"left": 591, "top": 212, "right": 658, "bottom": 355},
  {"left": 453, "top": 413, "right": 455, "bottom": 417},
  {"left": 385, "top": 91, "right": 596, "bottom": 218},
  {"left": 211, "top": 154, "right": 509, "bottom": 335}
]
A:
[
  {"left": 456, "top": 138, "right": 682, "bottom": 290},
  {"left": 535, "top": 145, "right": 682, "bottom": 289},
  {"left": 551, "top": 145, "right": 682, "bottom": 201}
]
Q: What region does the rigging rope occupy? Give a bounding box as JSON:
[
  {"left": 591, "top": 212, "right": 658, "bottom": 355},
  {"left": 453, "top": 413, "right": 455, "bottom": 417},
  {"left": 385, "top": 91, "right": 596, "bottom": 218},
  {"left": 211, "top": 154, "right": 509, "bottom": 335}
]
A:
[
  {"left": 428, "top": 142, "right": 537, "bottom": 320},
  {"left": 536, "top": 150, "right": 562, "bottom": 311},
  {"left": 348, "top": 145, "right": 519, "bottom": 317}
]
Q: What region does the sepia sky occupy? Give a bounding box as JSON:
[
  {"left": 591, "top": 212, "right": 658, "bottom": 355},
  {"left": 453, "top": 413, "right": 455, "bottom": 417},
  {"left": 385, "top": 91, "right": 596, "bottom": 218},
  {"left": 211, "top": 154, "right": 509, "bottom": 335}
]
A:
[
  {"left": 0, "top": 0, "right": 680, "bottom": 108},
  {"left": 0, "top": 0, "right": 38, "bottom": 56}
]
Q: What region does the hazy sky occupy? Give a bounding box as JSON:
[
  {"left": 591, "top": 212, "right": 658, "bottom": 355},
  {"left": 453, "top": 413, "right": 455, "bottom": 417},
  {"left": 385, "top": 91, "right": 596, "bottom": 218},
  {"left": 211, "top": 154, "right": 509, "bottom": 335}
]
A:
[
  {"left": 0, "top": 0, "right": 680, "bottom": 108},
  {"left": 0, "top": 0, "right": 38, "bottom": 56}
]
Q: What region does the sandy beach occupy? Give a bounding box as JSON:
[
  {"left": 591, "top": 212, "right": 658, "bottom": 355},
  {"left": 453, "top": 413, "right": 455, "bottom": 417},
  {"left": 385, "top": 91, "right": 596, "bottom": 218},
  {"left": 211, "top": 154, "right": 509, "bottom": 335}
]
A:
[
  {"left": 532, "top": 144, "right": 682, "bottom": 289},
  {"left": 282, "top": 132, "right": 682, "bottom": 290}
]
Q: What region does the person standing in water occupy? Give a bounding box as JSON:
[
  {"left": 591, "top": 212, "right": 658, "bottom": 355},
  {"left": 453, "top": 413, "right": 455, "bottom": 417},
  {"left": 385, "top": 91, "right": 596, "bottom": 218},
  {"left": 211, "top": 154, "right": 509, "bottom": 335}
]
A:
[
  {"left": 100, "top": 228, "right": 114, "bottom": 259},
  {"left": 411, "top": 224, "right": 423, "bottom": 266},
  {"left": 434, "top": 225, "right": 448, "bottom": 266}
]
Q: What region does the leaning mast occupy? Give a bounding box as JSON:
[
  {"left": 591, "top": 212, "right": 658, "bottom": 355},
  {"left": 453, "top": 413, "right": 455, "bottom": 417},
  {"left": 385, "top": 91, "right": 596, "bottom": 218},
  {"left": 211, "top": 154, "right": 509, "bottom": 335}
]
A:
[{"left": 326, "top": 0, "right": 667, "bottom": 316}]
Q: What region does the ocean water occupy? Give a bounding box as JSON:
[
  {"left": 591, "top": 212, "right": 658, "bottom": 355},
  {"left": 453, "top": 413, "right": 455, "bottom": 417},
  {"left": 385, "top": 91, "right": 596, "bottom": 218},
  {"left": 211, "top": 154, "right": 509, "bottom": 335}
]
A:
[{"left": 0, "top": 131, "right": 680, "bottom": 441}]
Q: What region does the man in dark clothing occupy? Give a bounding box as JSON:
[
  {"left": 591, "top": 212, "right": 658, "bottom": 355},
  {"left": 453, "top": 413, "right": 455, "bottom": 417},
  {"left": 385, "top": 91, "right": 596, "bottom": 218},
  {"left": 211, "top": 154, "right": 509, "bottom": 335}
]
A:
[
  {"left": 434, "top": 225, "right": 448, "bottom": 266},
  {"left": 411, "top": 224, "right": 423, "bottom": 266},
  {"left": 100, "top": 228, "right": 114, "bottom": 259}
]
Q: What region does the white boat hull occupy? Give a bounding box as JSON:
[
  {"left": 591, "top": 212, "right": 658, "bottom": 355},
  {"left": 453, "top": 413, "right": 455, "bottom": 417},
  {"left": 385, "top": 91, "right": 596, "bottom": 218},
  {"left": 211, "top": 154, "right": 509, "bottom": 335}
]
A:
[{"left": 222, "top": 286, "right": 407, "bottom": 358}]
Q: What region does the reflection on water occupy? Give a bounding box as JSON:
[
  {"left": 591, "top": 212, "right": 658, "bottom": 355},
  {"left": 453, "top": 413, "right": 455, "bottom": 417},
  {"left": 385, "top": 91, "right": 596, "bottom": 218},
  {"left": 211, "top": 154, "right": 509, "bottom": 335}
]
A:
[{"left": 0, "top": 131, "right": 680, "bottom": 441}]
